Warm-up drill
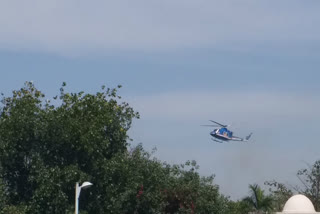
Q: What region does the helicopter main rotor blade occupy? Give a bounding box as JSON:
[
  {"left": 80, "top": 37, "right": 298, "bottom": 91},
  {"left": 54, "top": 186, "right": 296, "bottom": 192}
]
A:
[
  {"left": 209, "top": 120, "right": 228, "bottom": 127},
  {"left": 201, "top": 125, "right": 220, "bottom": 127}
]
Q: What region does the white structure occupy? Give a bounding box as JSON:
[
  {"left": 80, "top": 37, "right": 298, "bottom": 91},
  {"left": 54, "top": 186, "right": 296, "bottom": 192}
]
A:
[{"left": 277, "top": 194, "right": 320, "bottom": 214}]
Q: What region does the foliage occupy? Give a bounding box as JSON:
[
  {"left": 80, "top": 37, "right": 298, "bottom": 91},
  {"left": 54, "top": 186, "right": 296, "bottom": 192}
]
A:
[
  {"left": 162, "top": 160, "right": 229, "bottom": 214},
  {"left": 296, "top": 160, "right": 320, "bottom": 210},
  {"left": 88, "top": 145, "right": 230, "bottom": 214},
  {"left": 0, "top": 82, "right": 138, "bottom": 213},
  {"left": 264, "top": 180, "right": 293, "bottom": 211},
  {"left": 0, "top": 82, "right": 228, "bottom": 213},
  {"left": 0, "top": 204, "right": 28, "bottom": 214},
  {"left": 242, "top": 184, "right": 273, "bottom": 213},
  {"left": 227, "top": 200, "right": 251, "bottom": 214},
  {"left": 265, "top": 160, "right": 320, "bottom": 211}
]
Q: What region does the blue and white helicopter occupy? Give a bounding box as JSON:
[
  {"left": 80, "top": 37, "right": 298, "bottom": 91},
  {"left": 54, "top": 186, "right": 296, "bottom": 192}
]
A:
[{"left": 202, "top": 120, "right": 252, "bottom": 143}]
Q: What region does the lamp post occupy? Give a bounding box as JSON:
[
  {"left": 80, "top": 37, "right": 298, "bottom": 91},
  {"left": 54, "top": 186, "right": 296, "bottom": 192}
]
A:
[{"left": 75, "top": 181, "right": 93, "bottom": 214}]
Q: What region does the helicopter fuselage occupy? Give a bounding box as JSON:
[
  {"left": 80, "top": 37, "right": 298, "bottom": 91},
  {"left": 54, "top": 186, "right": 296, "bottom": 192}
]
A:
[
  {"left": 210, "top": 128, "right": 232, "bottom": 141},
  {"left": 202, "top": 120, "right": 252, "bottom": 143}
]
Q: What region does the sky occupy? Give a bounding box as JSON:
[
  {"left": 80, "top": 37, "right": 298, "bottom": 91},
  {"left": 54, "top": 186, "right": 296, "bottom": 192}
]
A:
[{"left": 1, "top": 0, "right": 320, "bottom": 199}]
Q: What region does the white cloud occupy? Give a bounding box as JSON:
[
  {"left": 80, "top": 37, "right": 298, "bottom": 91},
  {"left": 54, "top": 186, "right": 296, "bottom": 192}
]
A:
[{"left": 0, "top": 0, "right": 319, "bottom": 55}]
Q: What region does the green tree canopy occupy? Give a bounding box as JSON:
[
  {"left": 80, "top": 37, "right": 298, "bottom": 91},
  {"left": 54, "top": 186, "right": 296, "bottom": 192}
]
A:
[
  {"left": 296, "top": 160, "right": 320, "bottom": 210},
  {"left": 264, "top": 180, "right": 293, "bottom": 211},
  {"left": 0, "top": 82, "right": 138, "bottom": 213},
  {"left": 0, "top": 82, "right": 229, "bottom": 213},
  {"left": 242, "top": 184, "right": 273, "bottom": 213}
]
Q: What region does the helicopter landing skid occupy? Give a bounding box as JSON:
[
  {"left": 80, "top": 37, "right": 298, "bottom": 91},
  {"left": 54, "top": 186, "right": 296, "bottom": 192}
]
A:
[{"left": 212, "top": 138, "right": 224, "bottom": 143}]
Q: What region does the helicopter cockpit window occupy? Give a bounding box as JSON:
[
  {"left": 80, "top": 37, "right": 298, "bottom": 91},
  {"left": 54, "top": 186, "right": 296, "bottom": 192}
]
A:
[{"left": 219, "top": 128, "right": 226, "bottom": 134}]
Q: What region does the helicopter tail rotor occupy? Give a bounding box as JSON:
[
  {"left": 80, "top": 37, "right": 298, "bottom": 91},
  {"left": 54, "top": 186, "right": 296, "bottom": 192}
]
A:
[{"left": 245, "top": 133, "right": 253, "bottom": 141}]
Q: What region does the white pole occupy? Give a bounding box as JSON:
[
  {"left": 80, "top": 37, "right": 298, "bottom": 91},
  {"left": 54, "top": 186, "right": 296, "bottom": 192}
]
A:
[
  {"left": 75, "top": 181, "right": 92, "bottom": 214},
  {"left": 75, "top": 182, "right": 80, "bottom": 214}
]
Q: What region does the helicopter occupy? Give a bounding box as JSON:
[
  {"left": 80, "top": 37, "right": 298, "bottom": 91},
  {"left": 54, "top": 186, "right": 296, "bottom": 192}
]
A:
[{"left": 202, "top": 120, "right": 252, "bottom": 143}]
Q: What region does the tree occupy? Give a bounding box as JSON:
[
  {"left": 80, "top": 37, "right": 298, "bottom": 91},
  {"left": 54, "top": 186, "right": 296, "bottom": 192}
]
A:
[
  {"left": 0, "top": 82, "right": 138, "bottom": 213},
  {"left": 90, "top": 145, "right": 169, "bottom": 213},
  {"left": 162, "top": 160, "right": 229, "bottom": 214},
  {"left": 227, "top": 200, "right": 252, "bottom": 214},
  {"left": 265, "top": 160, "right": 320, "bottom": 211},
  {"left": 0, "top": 82, "right": 229, "bottom": 213},
  {"left": 296, "top": 160, "right": 320, "bottom": 210},
  {"left": 264, "top": 180, "right": 293, "bottom": 211},
  {"left": 242, "top": 184, "right": 273, "bottom": 213}
]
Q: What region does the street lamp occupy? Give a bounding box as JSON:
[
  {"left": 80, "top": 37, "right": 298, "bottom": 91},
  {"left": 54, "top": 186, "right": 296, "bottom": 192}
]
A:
[{"left": 75, "top": 181, "right": 93, "bottom": 214}]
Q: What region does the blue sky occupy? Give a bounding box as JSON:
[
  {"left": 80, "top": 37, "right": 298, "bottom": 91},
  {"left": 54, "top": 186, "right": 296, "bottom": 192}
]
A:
[{"left": 1, "top": 0, "right": 320, "bottom": 199}]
